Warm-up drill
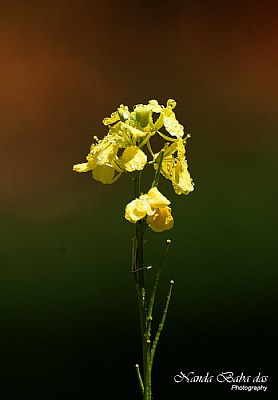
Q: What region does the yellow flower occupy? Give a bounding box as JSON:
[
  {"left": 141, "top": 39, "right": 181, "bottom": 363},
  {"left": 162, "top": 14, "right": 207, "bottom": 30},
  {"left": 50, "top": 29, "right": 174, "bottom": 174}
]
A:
[
  {"left": 73, "top": 132, "right": 148, "bottom": 183},
  {"left": 73, "top": 99, "right": 192, "bottom": 190},
  {"left": 73, "top": 134, "right": 121, "bottom": 184},
  {"left": 125, "top": 187, "right": 174, "bottom": 232},
  {"left": 155, "top": 136, "right": 194, "bottom": 195}
]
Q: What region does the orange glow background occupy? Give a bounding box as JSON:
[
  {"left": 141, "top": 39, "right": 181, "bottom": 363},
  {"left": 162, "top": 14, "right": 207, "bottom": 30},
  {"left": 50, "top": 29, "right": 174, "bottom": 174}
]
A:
[{"left": 2, "top": 1, "right": 278, "bottom": 207}]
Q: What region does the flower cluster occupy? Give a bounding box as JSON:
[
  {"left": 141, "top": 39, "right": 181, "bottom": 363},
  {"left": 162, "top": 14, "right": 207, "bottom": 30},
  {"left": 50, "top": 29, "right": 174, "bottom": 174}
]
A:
[{"left": 73, "top": 99, "right": 194, "bottom": 232}]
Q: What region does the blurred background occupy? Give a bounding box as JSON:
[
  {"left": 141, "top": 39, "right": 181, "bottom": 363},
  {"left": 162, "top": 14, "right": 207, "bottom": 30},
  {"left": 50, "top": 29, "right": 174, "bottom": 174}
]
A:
[{"left": 1, "top": 1, "right": 277, "bottom": 398}]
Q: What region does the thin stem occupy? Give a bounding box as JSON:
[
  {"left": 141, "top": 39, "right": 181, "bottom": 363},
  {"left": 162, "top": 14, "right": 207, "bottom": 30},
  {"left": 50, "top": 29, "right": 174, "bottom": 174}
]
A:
[
  {"left": 135, "top": 364, "right": 144, "bottom": 396},
  {"left": 133, "top": 170, "right": 141, "bottom": 198},
  {"left": 150, "top": 280, "right": 175, "bottom": 368},
  {"left": 147, "top": 140, "right": 155, "bottom": 158},
  {"left": 110, "top": 172, "right": 123, "bottom": 183},
  {"left": 135, "top": 273, "right": 146, "bottom": 386},
  {"left": 151, "top": 149, "right": 164, "bottom": 188},
  {"left": 144, "top": 350, "right": 152, "bottom": 400},
  {"left": 143, "top": 240, "right": 171, "bottom": 399},
  {"left": 157, "top": 130, "right": 176, "bottom": 142},
  {"left": 132, "top": 172, "right": 173, "bottom": 400},
  {"left": 146, "top": 240, "right": 171, "bottom": 341},
  {"left": 133, "top": 171, "right": 147, "bottom": 398},
  {"left": 138, "top": 131, "right": 155, "bottom": 149}
]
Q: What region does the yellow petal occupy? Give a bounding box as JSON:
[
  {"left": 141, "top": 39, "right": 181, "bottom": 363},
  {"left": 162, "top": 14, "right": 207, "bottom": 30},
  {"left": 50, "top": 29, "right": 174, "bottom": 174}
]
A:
[
  {"left": 92, "top": 165, "right": 115, "bottom": 184},
  {"left": 122, "top": 123, "right": 147, "bottom": 138},
  {"left": 73, "top": 162, "right": 91, "bottom": 173},
  {"left": 146, "top": 187, "right": 171, "bottom": 208},
  {"left": 149, "top": 99, "right": 162, "bottom": 113},
  {"left": 159, "top": 156, "right": 175, "bottom": 180},
  {"left": 147, "top": 207, "right": 174, "bottom": 232},
  {"left": 103, "top": 111, "right": 120, "bottom": 126},
  {"left": 125, "top": 198, "right": 152, "bottom": 223},
  {"left": 90, "top": 138, "right": 119, "bottom": 166},
  {"left": 172, "top": 161, "right": 194, "bottom": 195},
  {"left": 121, "top": 146, "right": 147, "bottom": 172},
  {"left": 163, "top": 115, "right": 184, "bottom": 138}
]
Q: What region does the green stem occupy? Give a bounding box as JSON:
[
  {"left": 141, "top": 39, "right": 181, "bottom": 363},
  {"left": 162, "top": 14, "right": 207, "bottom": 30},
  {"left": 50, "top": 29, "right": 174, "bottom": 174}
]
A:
[
  {"left": 150, "top": 280, "right": 175, "bottom": 368},
  {"left": 133, "top": 172, "right": 148, "bottom": 398},
  {"left": 135, "top": 364, "right": 144, "bottom": 396},
  {"left": 146, "top": 240, "right": 171, "bottom": 341},
  {"left": 132, "top": 172, "right": 173, "bottom": 400},
  {"left": 143, "top": 240, "right": 171, "bottom": 399},
  {"left": 144, "top": 350, "right": 152, "bottom": 400},
  {"left": 151, "top": 149, "right": 164, "bottom": 188}
]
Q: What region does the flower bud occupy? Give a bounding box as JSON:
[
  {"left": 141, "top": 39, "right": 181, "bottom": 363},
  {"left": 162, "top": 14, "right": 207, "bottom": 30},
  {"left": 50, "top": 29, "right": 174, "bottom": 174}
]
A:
[
  {"left": 118, "top": 105, "right": 130, "bottom": 121},
  {"left": 136, "top": 109, "right": 150, "bottom": 128}
]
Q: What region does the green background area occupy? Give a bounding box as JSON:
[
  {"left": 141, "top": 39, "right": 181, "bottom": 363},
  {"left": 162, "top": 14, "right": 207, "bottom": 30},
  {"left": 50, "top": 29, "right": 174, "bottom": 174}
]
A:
[{"left": 1, "top": 1, "right": 277, "bottom": 398}]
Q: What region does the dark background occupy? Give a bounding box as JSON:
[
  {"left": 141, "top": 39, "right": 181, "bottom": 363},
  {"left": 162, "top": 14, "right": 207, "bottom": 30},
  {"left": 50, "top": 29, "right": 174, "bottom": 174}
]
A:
[{"left": 1, "top": 1, "right": 277, "bottom": 398}]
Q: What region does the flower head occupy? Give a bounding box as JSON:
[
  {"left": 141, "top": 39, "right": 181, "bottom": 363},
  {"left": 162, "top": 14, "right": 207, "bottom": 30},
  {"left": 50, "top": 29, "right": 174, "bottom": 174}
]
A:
[
  {"left": 73, "top": 99, "right": 194, "bottom": 234},
  {"left": 125, "top": 187, "right": 174, "bottom": 232},
  {"left": 73, "top": 99, "right": 194, "bottom": 197}
]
